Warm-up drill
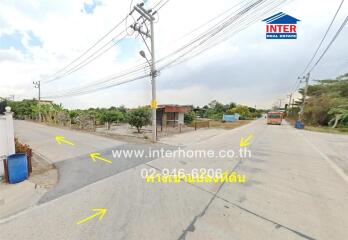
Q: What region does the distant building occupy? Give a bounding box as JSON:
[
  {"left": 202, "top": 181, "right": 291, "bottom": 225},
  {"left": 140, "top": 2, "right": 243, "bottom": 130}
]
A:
[{"left": 156, "top": 104, "right": 191, "bottom": 128}]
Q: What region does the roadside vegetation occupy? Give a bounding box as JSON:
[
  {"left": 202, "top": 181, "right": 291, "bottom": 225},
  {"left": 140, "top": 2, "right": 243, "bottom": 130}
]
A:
[
  {"left": 287, "top": 73, "right": 348, "bottom": 132},
  {"left": 5, "top": 99, "right": 262, "bottom": 133},
  {"left": 192, "top": 100, "right": 262, "bottom": 121}
]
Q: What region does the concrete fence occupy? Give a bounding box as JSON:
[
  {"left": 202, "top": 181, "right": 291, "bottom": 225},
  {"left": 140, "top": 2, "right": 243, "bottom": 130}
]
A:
[{"left": 0, "top": 107, "right": 15, "bottom": 177}]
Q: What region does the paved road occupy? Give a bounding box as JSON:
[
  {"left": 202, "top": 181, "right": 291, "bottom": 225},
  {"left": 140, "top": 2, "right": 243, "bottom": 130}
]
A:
[
  {"left": 1, "top": 119, "right": 348, "bottom": 239},
  {"left": 13, "top": 121, "right": 176, "bottom": 203}
]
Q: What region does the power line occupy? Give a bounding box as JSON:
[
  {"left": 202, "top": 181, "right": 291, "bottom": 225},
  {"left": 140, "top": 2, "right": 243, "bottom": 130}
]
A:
[
  {"left": 175, "top": 0, "right": 250, "bottom": 42},
  {"left": 44, "top": 0, "right": 258, "bottom": 96},
  {"left": 290, "top": 16, "right": 347, "bottom": 102},
  {"left": 41, "top": 15, "right": 130, "bottom": 84},
  {"left": 41, "top": 0, "right": 166, "bottom": 85},
  {"left": 301, "top": 0, "right": 345, "bottom": 76},
  {"left": 156, "top": 0, "right": 264, "bottom": 66},
  {"left": 308, "top": 16, "right": 348, "bottom": 73},
  {"left": 43, "top": 62, "right": 148, "bottom": 97},
  {"left": 43, "top": 0, "right": 289, "bottom": 99},
  {"left": 44, "top": 30, "right": 128, "bottom": 83},
  {"left": 158, "top": 0, "right": 288, "bottom": 70},
  {"left": 289, "top": 0, "right": 345, "bottom": 95},
  {"left": 153, "top": 0, "right": 172, "bottom": 11}
]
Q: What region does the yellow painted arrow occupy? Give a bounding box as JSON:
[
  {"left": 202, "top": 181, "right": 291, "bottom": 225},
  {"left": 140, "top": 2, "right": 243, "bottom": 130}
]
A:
[
  {"left": 240, "top": 134, "right": 253, "bottom": 147},
  {"left": 55, "top": 136, "right": 75, "bottom": 146},
  {"left": 90, "top": 153, "right": 112, "bottom": 164},
  {"left": 76, "top": 208, "right": 107, "bottom": 225}
]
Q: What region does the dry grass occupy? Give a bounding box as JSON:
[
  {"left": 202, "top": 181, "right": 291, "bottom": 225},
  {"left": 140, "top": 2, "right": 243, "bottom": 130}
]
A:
[
  {"left": 208, "top": 120, "right": 252, "bottom": 129},
  {"left": 304, "top": 125, "right": 348, "bottom": 135},
  {"left": 286, "top": 117, "right": 348, "bottom": 135}
]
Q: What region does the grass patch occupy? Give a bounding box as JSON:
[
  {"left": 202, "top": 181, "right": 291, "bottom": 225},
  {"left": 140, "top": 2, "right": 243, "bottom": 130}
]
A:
[
  {"left": 286, "top": 117, "right": 348, "bottom": 135},
  {"left": 304, "top": 125, "right": 348, "bottom": 135}
]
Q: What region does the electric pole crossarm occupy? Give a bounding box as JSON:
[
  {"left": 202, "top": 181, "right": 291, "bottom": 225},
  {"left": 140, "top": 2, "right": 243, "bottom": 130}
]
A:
[
  {"left": 33, "top": 81, "right": 41, "bottom": 100},
  {"left": 134, "top": 5, "right": 155, "bottom": 21},
  {"left": 130, "top": 24, "right": 151, "bottom": 38}
]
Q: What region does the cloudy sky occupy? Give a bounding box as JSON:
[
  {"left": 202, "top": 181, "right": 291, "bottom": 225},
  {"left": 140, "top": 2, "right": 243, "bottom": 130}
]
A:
[{"left": 0, "top": 0, "right": 347, "bottom": 109}]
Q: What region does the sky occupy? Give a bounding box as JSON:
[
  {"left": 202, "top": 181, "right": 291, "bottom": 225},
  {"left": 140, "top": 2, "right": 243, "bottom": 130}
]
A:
[{"left": 0, "top": 0, "right": 347, "bottom": 109}]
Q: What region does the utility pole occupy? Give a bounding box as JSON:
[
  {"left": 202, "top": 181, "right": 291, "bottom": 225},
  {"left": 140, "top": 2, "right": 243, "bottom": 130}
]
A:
[
  {"left": 33, "top": 81, "right": 41, "bottom": 100},
  {"left": 132, "top": 3, "right": 158, "bottom": 142},
  {"left": 287, "top": 93, "right": 292, "bottom": 109},
  {"left": 278, "top": 99, "right": 283, "bottom": 110},
  {"left": 299, "top": 72, "right": 310, "bottom": 121},
  {"left": 33, "top": 80, "right": 42, "bottom": 122}
]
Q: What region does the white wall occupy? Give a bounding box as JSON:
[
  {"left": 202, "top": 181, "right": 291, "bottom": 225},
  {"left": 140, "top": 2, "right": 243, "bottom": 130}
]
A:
[
  {"left": 178, "top": 112, "right": 184, "bottom": 124},
  {"left": 0, "top": 111, "right": 15, "bottom": 177}
]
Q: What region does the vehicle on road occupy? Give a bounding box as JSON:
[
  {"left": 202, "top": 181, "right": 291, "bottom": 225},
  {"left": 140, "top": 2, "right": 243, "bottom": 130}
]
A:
[{"left": 267, "top": 111, "right": 283, "bottom": 125}]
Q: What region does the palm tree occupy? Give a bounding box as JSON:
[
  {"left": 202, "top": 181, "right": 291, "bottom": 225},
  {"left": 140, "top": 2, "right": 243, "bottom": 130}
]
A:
[{"left": 328, "top": 105, "right": 348, "bottom": 128}]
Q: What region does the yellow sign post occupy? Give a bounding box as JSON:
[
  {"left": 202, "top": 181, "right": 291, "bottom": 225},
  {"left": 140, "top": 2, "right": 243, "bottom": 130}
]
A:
[{"left": 150, "top": 100, "right": 157, "bottom": 109}]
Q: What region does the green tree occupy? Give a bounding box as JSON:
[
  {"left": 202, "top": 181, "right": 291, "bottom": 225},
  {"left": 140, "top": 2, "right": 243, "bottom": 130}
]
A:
[
  {"left": 126, "top": 107, "right": 151, "bottom": 133},
  {"left": 298, "top": 77, "right": 348, "bottom": 126},
  {"left": 184, "top": 111, "right": 196, "bottom": 124},
  {"left": 68, "top": 110, "right": 80, "bottom": 123},
  {"left": 227, "top": 105, "right": 251, "bottom": 119},
  {"left": 328, "top": 105, "right": 348, "bottom": 128},
  {"left": 100, "top": 110, "right": 124, "bottom": 130}
]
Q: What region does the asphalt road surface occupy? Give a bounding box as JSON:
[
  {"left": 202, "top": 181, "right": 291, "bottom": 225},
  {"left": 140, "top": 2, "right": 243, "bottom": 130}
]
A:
[{"left": 1, "top": 119, "right": 348, "bottom": 240}]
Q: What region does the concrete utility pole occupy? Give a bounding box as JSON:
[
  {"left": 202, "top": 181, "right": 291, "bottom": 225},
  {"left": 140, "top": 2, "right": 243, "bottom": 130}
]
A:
[
  {"left": 132, "top": 3, "right": 157, "bottom": 142},
  {"left": 299, "top": 72, "right": 310, "bottom": 121},
  {"left": 33, "top": 81, "right": 41, "bottom": 100},
  {"left": 287, "top": 93, "right": 292, "bottom": 109},
  {"left": 278, "top": 99, "right": 283, "bottom": 110}
]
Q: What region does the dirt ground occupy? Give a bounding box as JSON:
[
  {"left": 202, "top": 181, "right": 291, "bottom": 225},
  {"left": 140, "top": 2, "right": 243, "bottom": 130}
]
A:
[
  {"left": 208, "top": 120, "right": 252, "bottom": 129},
  {"left": 29, "top": 153, "right": 58, "bottom": 189}
]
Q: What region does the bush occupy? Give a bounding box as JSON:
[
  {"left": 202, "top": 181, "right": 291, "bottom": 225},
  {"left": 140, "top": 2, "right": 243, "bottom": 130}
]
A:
[
  {"left": 100, "top": 110, "right": 124, "bottom": 130},
  {"left": 126, "top": 107, "right": 151, "bottom": 133},
  {"left": 227, "top": 105, "right": 251, "bottom": 119},
  {"left": 184, "top": 111, "right": 196, "bottom": 124}
]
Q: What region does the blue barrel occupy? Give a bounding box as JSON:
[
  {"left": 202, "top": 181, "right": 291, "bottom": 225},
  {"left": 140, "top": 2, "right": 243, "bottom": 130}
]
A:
[
  {"left": 7, "top": 153, "right": 28, "bottom": 184},
  {"left": 295, "top": 120, "right": 304, "bottom": 129}
]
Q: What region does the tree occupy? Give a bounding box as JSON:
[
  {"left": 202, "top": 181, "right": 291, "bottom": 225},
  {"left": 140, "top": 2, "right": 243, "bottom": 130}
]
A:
[
  {"left": 9, "top": 100, "right": 38, "bottom": 119},
  {"left": 68, "top": 110, "right": 80, "bottom": 124},
  {"left": 126, "top": 107, "right": 151, "bottom": 133},
  {"left": 227, "top": 105, "right": 251, "bottom": 119},
  {"left": 184, "top": 111, "right": 196, "bottom": 124},
  {"left": 100, "top": 110, "right": 124, "bottom": 130},
  {"left": 0, "top": 99, "right": 7, "bottom": 113},
  {"left": 299, "top": 77, "right": 348, "bottom": 126},
  {"left": 328, "top": 105, "right": 348, "bottom": 128}
]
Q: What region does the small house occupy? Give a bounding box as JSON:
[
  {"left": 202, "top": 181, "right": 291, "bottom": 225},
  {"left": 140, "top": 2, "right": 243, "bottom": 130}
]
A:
[{"left": 156, "top": 104, "right": 191, "bottom": 128}]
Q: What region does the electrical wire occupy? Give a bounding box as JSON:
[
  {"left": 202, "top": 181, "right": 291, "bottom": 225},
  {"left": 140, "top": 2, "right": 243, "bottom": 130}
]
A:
[
  {"left": 45, "top": 30, "right": 128, "bottom": 83},
  {"left": 154, "top": 0, "right": 172, "bottom": 12},
  {"left": 308, "top": 16, "right": 348, "bottom": 73},
  {"left": 289, "top": 0, "right": 345, "bottom": 96},
  {"left": 158, "top": 0, "right": 285, "bottom": 70},
  {"left": 43, "top": 0, "right": 289, "bottom": 99},
  {"left": 156, "top": 0, "right": 259, "bottom": 65},
  {"left": 291, "top": 16, "right": 348, "bottom": 94},
  {"left": 301, "top": 0, "right": 345, "bottom": 76},
  {"left": 41, "top": 15, "right": 130, "bottom": 84}
]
